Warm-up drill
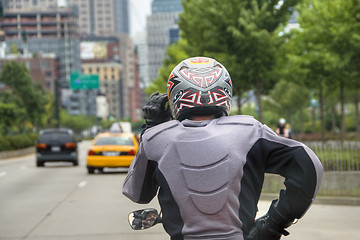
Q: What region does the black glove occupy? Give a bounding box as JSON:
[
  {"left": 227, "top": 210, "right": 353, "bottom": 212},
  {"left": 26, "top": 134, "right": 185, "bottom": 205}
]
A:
[
  {"left": 245, "top": 200, "right": 293, "bottom": 240},
  {"left": 141, "top": 92, "right": 171, "bottom": 136}
]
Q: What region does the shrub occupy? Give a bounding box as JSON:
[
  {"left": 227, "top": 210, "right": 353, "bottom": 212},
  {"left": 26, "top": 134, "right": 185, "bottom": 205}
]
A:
[{"left": 0, "top": 133, "right": 38, "bottom": 151}]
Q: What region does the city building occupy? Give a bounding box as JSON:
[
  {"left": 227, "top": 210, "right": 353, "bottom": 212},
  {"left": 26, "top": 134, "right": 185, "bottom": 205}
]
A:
[
  {"left": 2, "top": 0, "right": 60, "bottom": 9},
  {"left": 1, "top": 8, "right": 80, "bottom": 83},
  {"left": 146, "top": 0, "right": 182, "bottom": 82},
  {"left": 1, "top": 0, "right": 135, "bottom": 118},
  {"left": 0, "top": 7, "right": 100, "bottom": 116},
  {"left": 119, "top": 34, "right": 137, "bottom": 119},
  {"left": 81, "top": 61, "right": 122, "bottom": 119},
  {"left": 96, "top": 92, "right": 109, "bottom": 120},
  {"left": 133, "top": 31, "right": 150, "bottom": 115},
  {"left": 0, "top": 8, "right": 91, "bottom": 116},
  {"left": 67, "top": 0, "right": 130, "bottom": 36},
  {"left": 168, "top": 24, "right": 180, "bottom": 44},
  {"left": 151, "top": 0, "right": 182, "bottom": 13},
  {"left": 129, "top": 51, "right": 142, "bottom": 121},
  {"left": 80, "top": 35, "right": 141, "bottom": 121},
  {"left": 134, "top": 31, "right": 149, "bottom": 88}
]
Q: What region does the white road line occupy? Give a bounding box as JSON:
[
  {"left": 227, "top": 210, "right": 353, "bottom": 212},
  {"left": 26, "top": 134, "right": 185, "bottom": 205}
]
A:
[
  {"left": 0, "top": 171, "right": 7, "bottom": 177},
  {"left": 78, "top": 180, "right": 87, "bottom": 187}
]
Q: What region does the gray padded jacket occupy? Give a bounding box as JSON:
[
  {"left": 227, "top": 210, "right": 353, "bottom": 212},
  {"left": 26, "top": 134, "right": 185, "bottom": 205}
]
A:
[{"left": 122, "top": 115, "right": 323, "bottom": 240}]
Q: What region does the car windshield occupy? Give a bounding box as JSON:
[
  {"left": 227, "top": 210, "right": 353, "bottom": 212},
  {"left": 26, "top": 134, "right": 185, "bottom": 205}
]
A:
[
  {"left": 39, "top": 133, "right": 73, "bottom": 142},
  {"left": 94, "top": 136, "right": 134, "bottom": 146}
]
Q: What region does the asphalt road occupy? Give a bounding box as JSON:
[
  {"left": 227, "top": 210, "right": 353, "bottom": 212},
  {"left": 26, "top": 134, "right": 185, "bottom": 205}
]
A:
[{"left": 0, "top": 141, "right": 359, "bottom": 240}]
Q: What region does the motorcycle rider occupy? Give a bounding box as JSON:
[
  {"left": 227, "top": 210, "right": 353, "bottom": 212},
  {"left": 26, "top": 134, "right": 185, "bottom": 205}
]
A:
[{"left": 122, "top": 57, "right": 323, "bottom": 240}]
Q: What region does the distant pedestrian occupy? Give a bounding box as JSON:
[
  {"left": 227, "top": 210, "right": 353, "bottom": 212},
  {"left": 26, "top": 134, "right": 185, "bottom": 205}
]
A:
[{"left": 276, "top": 118, "right": 290, "bottom": 138}]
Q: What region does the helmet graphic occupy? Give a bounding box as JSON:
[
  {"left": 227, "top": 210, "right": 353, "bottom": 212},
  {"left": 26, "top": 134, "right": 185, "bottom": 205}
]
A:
[{"left": 167, "top": 57, "right": 232, "bottom": 121}]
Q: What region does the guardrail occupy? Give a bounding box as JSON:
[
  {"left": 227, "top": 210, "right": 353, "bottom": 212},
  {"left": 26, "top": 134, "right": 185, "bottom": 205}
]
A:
[{"left": 305, "top": 141, "right": 360, "bottom": 171}]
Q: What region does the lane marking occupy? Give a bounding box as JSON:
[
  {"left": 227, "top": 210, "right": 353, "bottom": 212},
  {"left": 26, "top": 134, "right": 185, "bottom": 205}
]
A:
[
  {"left": 78, "top": 180, "right": 87, "bottom": 187},
  {"left": 0, "top": 171, "right": 7, "bottom": 177}
]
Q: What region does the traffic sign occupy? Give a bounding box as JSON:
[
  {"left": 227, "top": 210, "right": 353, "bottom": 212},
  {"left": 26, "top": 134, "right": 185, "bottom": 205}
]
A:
[{"left": 70, "top": 71, "right": 99, "bottom": 89}]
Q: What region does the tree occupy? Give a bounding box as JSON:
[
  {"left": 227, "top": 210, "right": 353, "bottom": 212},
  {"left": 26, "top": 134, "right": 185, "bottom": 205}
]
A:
[
  {"left": 0, "top": 61, "right": 46, "bottom": 128},
  {"left": 0, "top": 102, "right": 27, "bottom": 135},
  {"left": 179, "top": 0, "right": 301, "bottom": 120},
  {"left": 284, "top": 25, "right": 338, "bottom": 141},
  {"left": 10, "top": 43, "right": 18, "bottom": 54},
  {"left": 266, "top": 79, "right": 310, "bottom": 136},
  {"left": 60, "top": 110, "right": 96, "bottom": 134},
  {"left": 293, "top": 0, "right": 360, "bottom": 142},
  {"left": 40, "top": 92, "right": 57, "bottom": 128}
]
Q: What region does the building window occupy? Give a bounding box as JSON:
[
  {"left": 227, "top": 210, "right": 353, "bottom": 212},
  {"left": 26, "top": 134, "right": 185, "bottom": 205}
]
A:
[{"left": 41, "top": 60, "right": 47, "bottom": 70}]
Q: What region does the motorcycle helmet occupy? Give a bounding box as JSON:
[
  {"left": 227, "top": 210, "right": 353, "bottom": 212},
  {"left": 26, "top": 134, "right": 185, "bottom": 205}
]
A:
[{"left": 167, "top": 57, "right": 232, "bottom": 121}]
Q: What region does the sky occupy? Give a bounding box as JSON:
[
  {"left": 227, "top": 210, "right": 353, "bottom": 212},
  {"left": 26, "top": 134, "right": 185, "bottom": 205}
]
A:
[{"left": 129, "top": 0, "right": 152, "bottom": 38}]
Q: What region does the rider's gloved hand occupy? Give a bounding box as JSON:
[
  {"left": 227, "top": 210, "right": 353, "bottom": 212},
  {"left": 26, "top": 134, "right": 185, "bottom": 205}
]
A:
[
  {"left": 141, "top": 92, "right": 171, "bottom": 138},
  {"left": 245, "top": 200, "right": 293, "bottom": 240}
]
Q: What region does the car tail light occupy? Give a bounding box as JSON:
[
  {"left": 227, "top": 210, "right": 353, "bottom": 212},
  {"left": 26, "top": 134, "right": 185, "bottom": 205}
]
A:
[
  {"left": 36, "top": 143, "right": 47, "bottom": 149},
  {"left": 128, "top": 149, "right": 136, "bottom": 156},
  {"left": 65, "top": 142, "right": 76, "bottom": 149},
  {"left": 88, "top": 149, "right": 100, "bottom": 155}
]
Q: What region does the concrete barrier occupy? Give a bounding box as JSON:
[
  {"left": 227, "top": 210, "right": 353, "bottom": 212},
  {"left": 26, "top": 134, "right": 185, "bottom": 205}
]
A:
[
  {"left": 262, "top": 172, "right": 360, "bottom": 205},
  {"left": 0, "top": 147, "right": 35, "bottom": 160}
]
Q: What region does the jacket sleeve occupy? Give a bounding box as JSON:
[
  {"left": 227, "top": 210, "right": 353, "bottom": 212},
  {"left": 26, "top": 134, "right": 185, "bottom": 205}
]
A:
[
  {"left": 260, "top": 124, "right": 323, "bottom": 222},
  {"left": 122, "top": 143, "right": 158, "bottom": 204}
]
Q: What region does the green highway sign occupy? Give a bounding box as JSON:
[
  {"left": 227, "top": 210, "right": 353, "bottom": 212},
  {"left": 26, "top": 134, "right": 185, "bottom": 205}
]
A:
[{"left": 70, "top": 71, "right": 99, "bottom": 89}]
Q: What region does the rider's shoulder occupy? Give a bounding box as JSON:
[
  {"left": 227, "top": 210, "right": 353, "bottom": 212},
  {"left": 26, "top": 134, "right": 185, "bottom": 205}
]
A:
[
  {"left": 217, "top": 115, "right": 258, "bottom": 126},
  {"left": 143, "top": 120, "right": 180, "bottom": 141}
]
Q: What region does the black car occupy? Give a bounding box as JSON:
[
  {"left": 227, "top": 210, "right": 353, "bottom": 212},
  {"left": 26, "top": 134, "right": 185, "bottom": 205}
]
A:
[{"left": 36, "top": 128, "right": 79, "bottom": 167}]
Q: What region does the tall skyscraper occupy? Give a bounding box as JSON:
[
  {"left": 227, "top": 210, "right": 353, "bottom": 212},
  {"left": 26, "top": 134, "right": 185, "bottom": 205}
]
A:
[
  {"left": 4, "top": 0, "right": 130, "bottom": 36},
  {"left": 1, "top": 8, "right": 80, "bottom": 83},
  {"left": 67, "top": 0, "right": 130, "bottom": 36},
  {"left": 146, "top": 0, "right": 182, "bottom": 82}
]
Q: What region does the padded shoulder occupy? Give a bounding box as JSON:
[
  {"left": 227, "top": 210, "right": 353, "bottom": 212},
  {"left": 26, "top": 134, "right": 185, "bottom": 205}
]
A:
[
  {"left": 143, "top": 120, "right": 180, "bottom": 141},
  {"left": 217, "top": 115, "right": 256, "bottom": 126}
]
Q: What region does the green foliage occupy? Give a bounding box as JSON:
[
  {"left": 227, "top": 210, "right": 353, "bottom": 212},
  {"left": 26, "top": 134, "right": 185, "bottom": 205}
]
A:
[
  {"left": 39, "top": 92, "right": 57, "bottom": 128},
  {"left": 0, "top": 61, "right": 46, "bottom": 125},
  {"left": 60, "top": 109, "right": 97, "bottom": 133},
  {"left": 268, "top": 80, "right": 310, "bottom": 115},
  {"left": 286, "top": 0, "right": 360, "bottom": 140},
  {"left": 0, "top": 102, "right": 27, "bottom": 134},
  {"left": 0, "top": 61, "right": 49, "bottom": 134},
  {"left": 179, "top": 0, "right": 301, "bottom": 121},
  {"left": 10, "top": 43, "right": 18, "bottom": 54},
  {"left": 0, "top": 132, "right": 38, "bottom": 151}
]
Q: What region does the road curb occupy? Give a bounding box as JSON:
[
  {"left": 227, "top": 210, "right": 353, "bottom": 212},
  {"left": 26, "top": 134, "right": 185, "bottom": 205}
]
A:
[{"left": 0, "top": 147, "right": 35, "bottom": 160}]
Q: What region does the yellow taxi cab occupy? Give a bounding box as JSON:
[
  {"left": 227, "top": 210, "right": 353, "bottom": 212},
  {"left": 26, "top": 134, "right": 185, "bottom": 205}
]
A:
[{"left": 86, "top": 132, "right": 139, "bottom": 174}]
